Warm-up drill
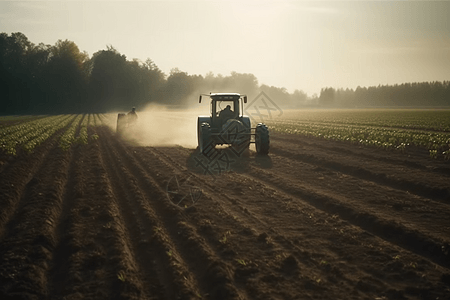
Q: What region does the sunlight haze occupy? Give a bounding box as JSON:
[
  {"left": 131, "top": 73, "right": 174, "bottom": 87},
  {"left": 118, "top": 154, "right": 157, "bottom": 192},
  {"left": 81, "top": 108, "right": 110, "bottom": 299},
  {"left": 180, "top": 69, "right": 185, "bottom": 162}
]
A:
[{"left": 1, "top": 0, "right": 449, "bottom": 95}]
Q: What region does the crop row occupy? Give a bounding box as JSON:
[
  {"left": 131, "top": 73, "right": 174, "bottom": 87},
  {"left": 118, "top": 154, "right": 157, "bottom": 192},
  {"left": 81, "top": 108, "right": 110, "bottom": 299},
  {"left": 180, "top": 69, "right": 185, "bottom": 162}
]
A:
[
  {"left": 0, "top": 115, "right": 66, "bottom": 137},
  {"left": 268, "top": 119, "right": 450, "bottom": 159},
  {"left": 59, "top": 115, "right": 84, "bottom": 150},
  {"left": 97, "top": 113, "right": 117, "bottom": 128},
  {"left": 0, "top": 115, "right": 46, "bottom": 127},
  {"left": 0, "top": 115, "right": 74, "bottom": 155},
  {"left": 59, "top": 114, "right": 107, "bottom": 150},
  {"left": 278, "top": 109, "right": 450, "bottom": 132},
  {"left": 77, "top": 114, "right": 90, "bottom": 145},
  {"left": 0, "top": 114, "right": 105, "bottom": 155}
]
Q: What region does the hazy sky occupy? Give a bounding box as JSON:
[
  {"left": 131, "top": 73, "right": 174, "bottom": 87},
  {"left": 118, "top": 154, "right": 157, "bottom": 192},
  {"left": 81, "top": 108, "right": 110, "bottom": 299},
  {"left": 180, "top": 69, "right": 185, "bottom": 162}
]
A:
[{"left": 1, "top": 0, "right": 449, "bottom": 95}]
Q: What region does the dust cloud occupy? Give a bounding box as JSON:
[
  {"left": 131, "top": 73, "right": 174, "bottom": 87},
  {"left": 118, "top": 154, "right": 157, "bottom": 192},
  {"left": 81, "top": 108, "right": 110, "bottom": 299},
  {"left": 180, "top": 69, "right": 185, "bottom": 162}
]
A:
[{"left": 111, "top": 103, "right": 210, "bottom": 149}]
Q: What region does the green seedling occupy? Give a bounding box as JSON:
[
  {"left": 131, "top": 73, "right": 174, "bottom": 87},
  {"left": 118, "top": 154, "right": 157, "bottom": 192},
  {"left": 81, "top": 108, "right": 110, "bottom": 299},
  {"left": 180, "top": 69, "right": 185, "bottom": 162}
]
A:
[
  {"left": 117, "top": 271, "right": 126, "bottom": 282},
  {"left": 236, "top": 259, "right": 247, "bottom": 266},
  {"left": 429, "top": 149, "right": 438, "bottom": 159},
  {"left": 219, "top": 231, "right": 231, "bottom": 244}
]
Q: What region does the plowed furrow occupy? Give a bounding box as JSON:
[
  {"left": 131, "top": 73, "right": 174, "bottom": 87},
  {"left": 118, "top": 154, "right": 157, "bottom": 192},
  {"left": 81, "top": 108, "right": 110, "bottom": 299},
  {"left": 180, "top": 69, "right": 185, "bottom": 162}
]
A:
[
  {"left": 49, "top": 138, "right": 83, "bottom": 297},
  {"left": 271, "top": 134, "right": 450, "bottom": 176},
  {"left": 263, "top": 150, "right": 450, "bottom": 242},
  {"left": 99, "top": 126, "right": 245, "bottom": 300},
  {"left": 271, "top": 133, "right": 450, "bottom": 174},
  {"left": 0, "top": 140, "right": 72, "bottom": 298},
  {"left": 98, "top": 127, "right": 184, "bottom": 300},
  {"left": 136, "top": 147, "right": 322, "bottom": 298},
  {"left": 135, "top": 146, "right": 450, "bottom": 298},
  {"left": 48, "top": 137, "right": 148, "bottom": 299},
  {"left": 136, "top": 147, "right": 401, "bottom": 297},
  {"left": 271, "top": 145, "right": 450, "bottom": 203},
  {"left": 140, "top": 147, "right": 364, "bottom": 296},
  {"left": 241, "top": 162, "right": 450, "bottom": 269}
]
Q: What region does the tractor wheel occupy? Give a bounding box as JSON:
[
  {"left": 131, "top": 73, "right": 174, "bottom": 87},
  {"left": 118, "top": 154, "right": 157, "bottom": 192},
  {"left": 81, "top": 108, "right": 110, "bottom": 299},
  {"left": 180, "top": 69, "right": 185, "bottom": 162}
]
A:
[
  {"left": 199, "top": 122, "right": 212, "bottom": 154},
  {"left": 117, "top": 113, "right": 127, "bottom": 134},
  {"left": 255, "top": 123, "right": 270, "bottom": 155}
]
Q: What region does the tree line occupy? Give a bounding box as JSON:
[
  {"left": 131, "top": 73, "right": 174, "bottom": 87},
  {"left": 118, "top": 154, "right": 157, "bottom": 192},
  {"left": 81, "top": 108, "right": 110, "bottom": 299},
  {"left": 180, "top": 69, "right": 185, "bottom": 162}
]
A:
[
  {"left": 318, "top": 82, "right": 450, "bottom": 108},
  {"left": 1, "top": 32, "right": 449, "bottom": 115}
]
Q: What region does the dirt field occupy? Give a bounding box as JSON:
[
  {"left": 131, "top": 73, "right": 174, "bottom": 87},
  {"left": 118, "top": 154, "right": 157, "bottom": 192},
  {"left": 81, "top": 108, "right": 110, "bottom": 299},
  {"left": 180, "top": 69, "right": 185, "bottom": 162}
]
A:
[{"left": 0, "top": 123, "right": 449, "bottom": 300}]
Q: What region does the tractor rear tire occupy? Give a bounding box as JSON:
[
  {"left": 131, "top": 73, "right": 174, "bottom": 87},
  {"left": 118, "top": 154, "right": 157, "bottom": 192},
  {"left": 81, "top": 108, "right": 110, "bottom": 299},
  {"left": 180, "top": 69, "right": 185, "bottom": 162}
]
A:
[
  {"left": 255, "top": 123, "right": 270, "bottom": 155},
  {"left": 199, "top": 123, "right": 212, "bottom": 154}
]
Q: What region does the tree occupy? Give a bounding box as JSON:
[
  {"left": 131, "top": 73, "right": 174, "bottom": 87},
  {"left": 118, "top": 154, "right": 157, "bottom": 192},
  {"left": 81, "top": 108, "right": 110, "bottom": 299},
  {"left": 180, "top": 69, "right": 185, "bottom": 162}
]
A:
[
  {"left": 88, "top": 47, "right": 129, "bottom": 112},
  {"left": 0, "top": 32, "right": 34, "bottom": 114},
  {"left": 42, "top": 39, "right": 89, "bottom": 113},
  {"left": 291, "top": 89, "right": 308, "bottom": 107},
  {"left": 319, "top": 87, "right": 335, "bottom": 107},
  {"left": 162, "top": 68, "right": 197, "bottom": 106}
]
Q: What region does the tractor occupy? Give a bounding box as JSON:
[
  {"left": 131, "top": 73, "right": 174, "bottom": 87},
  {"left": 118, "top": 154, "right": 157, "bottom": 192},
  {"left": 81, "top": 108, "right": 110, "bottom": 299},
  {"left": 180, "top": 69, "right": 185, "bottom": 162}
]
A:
[
  {"left": 197, "top": 93, "right": 270, "bottom": 155},
  {"left": 117, "top": 107, "right": 138, "bottom": 134}
]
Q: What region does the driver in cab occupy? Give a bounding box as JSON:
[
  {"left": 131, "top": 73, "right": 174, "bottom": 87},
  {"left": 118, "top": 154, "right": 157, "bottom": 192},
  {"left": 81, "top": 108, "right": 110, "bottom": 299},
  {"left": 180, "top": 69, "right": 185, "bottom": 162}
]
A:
[
  {"left": 219, "top": 104, "right": 234, "bottom": 121},
  {"left": 127, "top": 107, "right": 138, "bottom": 125}
]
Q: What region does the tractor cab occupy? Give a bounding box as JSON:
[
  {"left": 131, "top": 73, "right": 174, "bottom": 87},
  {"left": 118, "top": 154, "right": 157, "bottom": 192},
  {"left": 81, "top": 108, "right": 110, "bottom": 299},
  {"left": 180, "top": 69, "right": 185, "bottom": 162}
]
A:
[{"left": 200, "top": 93, "right": 247, "bottom": 129}]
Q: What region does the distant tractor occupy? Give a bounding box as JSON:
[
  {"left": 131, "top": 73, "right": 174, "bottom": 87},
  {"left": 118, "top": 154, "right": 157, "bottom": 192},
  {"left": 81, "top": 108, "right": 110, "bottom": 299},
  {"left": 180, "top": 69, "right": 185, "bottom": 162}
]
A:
[
  {"left": 117, "top": 107, "right": 138, "bottom": 134},
  {"left": 197, "top": 93, "right": 270, "bottom": 155}
]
